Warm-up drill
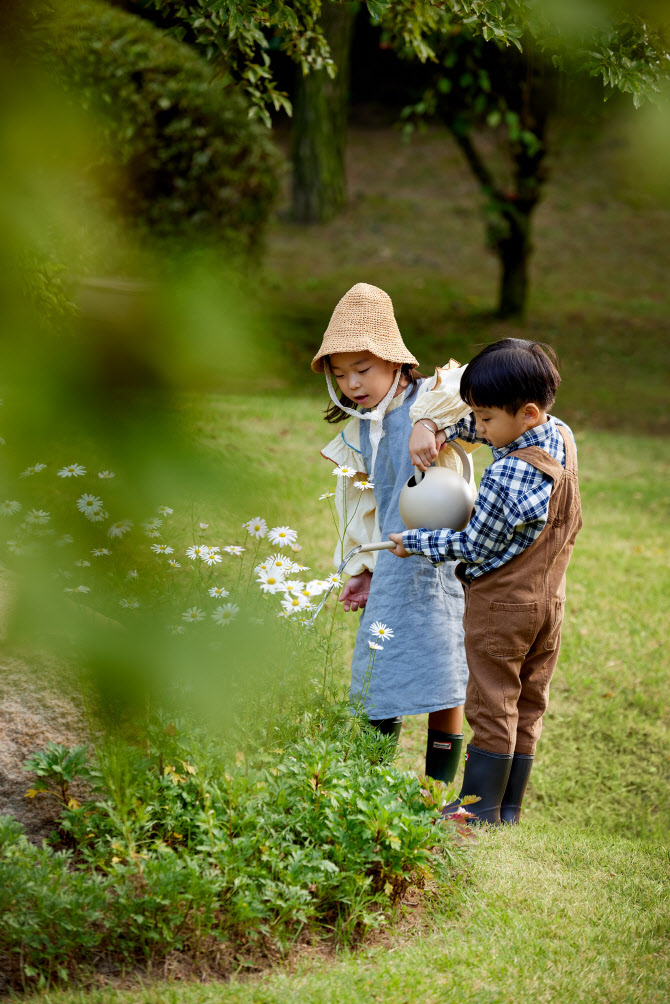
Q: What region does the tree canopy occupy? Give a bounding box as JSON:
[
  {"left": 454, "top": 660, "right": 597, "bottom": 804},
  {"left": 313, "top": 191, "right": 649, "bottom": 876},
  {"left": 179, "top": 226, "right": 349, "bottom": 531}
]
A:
[{"left": 147, "top": 0, "right": 670, "bottom": 122}]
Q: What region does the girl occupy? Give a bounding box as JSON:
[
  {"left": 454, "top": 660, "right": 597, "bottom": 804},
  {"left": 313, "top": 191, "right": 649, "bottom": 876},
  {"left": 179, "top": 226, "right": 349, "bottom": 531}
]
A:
[{"left": 313, "top": 282, "right": 477, "bottom": 784}]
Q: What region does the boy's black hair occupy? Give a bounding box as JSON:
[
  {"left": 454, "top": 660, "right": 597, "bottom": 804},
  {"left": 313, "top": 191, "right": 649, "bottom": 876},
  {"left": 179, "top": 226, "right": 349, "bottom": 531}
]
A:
[
  {"left": 460, "top": 338, "right": 561, "bottom": 415},
  {"left": 324, "top": 362, "right": 424, "bottom": 424}
]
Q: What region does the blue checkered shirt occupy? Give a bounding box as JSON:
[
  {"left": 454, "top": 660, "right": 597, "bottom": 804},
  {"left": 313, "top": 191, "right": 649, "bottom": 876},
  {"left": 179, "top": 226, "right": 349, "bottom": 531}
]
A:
[{"left": 401, "top": 415, "right": 572, "bottom": 580}]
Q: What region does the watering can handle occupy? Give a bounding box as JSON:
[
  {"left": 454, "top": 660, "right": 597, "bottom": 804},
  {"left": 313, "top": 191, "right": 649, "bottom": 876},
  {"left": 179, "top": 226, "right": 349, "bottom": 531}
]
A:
[
  {"left": 446, "top": 441, "right": 473, "bottom": 485},
  {"left": 358, "top": 540, "right": 397, "bottom": 553}
]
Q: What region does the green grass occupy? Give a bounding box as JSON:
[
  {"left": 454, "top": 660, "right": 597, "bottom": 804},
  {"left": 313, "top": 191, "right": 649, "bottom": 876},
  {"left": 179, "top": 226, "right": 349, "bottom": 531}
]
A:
[
  {"left": 22, "top": 117, "right": 670, "bottom": 1002},
  {"left": 32, "top": 398, "right": 659, "bottom": 1004},
  {"left": 35, "top": 825, "right": 669, "bottom": 1004}
]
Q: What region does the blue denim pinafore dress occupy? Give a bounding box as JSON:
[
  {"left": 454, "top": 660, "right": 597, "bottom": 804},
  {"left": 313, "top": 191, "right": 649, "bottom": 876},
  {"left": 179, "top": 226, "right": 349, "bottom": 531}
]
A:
[{"left": 350, "top": 382, "right": 468, "bottom": 719}]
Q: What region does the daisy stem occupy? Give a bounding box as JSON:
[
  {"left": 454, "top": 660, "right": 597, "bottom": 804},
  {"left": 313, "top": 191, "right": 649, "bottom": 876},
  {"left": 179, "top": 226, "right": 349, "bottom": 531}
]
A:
[
  {"left": 235, "top": 531, "right": 249, "bottom": 591},
  {"left": 244, "top": 537, "right": 262, "bottom": 602},
  {"left": 322, "top": 590, "right": 339, "bottom": 700}
]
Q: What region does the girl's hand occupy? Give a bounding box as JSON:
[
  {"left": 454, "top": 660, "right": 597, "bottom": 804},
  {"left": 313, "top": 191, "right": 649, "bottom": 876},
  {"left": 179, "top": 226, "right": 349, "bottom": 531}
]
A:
[
  {"left": 409, "top": 420, "right": 439, "bottom": 471},
  {"left": 339, "top": 570, "right": 372, "bottom": 612},
  {"left": 389, "top": 533, "right": 410, "bottom": 558}
]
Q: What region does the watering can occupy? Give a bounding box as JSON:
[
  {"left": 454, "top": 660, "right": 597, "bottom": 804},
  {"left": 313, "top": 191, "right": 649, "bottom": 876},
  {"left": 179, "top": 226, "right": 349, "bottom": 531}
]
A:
[
  {"left": 398, "top": 441, "right": 476, "bottom": 532},
  {"left": 306, "top": 442, "right": 475, "bottom": 626}
]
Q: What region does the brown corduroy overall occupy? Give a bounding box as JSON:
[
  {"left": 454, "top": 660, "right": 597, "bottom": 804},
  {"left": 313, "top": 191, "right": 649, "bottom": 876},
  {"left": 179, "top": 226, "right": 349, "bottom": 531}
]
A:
[{"left": 457, "top": 426, "right": 582, "bottom": 756}]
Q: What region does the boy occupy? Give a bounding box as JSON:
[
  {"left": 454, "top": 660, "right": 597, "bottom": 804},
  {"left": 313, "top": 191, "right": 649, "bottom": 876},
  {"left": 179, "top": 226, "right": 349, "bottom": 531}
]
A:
[{"left": 389, "top": 338, "right": 582, "bottom": 824}]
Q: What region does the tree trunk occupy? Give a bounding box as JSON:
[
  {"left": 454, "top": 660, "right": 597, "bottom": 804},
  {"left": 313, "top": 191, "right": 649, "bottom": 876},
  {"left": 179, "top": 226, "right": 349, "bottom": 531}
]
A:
[
  {"left": 495, "top": 201, "right": 534, "bottom": 318},
  {"left": 291, "top": 2, "right": 358, "bottom": 223}
]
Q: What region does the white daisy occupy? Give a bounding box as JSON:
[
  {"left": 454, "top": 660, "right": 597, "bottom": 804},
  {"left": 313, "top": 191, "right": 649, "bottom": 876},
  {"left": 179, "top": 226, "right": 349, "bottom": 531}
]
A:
[
  {"left": 76, "top": 494, "right": 104, "bottom": 516},
  {"left": 325, "top": 573, "right": 343, "bottom": 587},
  {"left": 182, "top": 607, "right": 205, "bottom": 623},
  {"left": 202, "top": 551, "right": 222, "bottom": 566},
  {"left": 85, "top": 509, "right": 109, "bottom": 523},
  {"left": 186, "top": 545, "right": 207, "bottom": 560},
  {"left": 290, "top": 542, "right": 303, "bottom": 552},
  {"left": 74, "top": 560, "right": 91, "bottom": 567},
  {"left": 65, "top": 585, "right": 90, "bottom": 594},
  {"left": 168, "top": 624, "right": 186, "bottom": 635},
  {"left": 281, "top": 594, "right": 311, "bottom": 613},
  {"left": 19, "top": 463, "right": 47, "bottom": 478},
  {"left": 267, "top": 526, "right": 298, "bottom": 548},
  {"left": 222, "top": 545, "right": 245, "bottom": 556},
  {"left": 305, "top": 579, "right": 328, "bottom": 596},
  {"left": 368, "top": 640, "right": 384, "bottom": 651},
  {"left": 91, "top": 548, "right": 111, "bottom": 556},
  {"left": 157, "top": 506, "right": 173, "bottom": 515},
  {"left": 142, "top": 518, "right": 163, "bottom": 534},
  {"left": 292, "top": 563, "right": 310, "bottom": 571},
  {"left": 97, "top": 471, "right": 116, "bottom": 479},
  {"left": 199, "top": 522, "right": 209, "bottom": 530},
  {"left": 107, "top": 520, "right": 133, "bottom": 539},
  {"left": 56, "top": 534, "right": 74, "bottom": 547},
  {"left": 150, "top": 543, "right": 174, "bottom": 554},
  {"left": 206, "top": 546, "right": 221, "bottom": 553},
  {"left": 255, "top": 561, "right": 269, "bottom": 574},
  {"left": 208, "top": 585, "right": 230, "bottom": 598},
  {"left": 318, "top": 492, "right": 335, "bottom": 500},
  {"left": 332, "top": 465, "right": 356, "bottom": 479},
  {"left": 126, "top": 569, "right": 138, "bottom": 579},
  {"left": 276, "top": 609, "right": 292, "bottom": 619},
  {"left": 211, "top": 603, "right": 240, "bottom": 626},
  {"left": 119, "top": 598, "right": 140, "bottom": 609},
  {"left": 282, "top": 579, "right": 305, "bottom": 595},
  {"left": 24, "top": 509, "right": 50, "bottom": 525},
  {"left": 57, "top": 464, "right": 86, "bottom": 478},
  {"left": 7, "top": 539, "right": 24, "bottom": 554},
  {"left": 354, "top": 480, "right": 375, "bottom": 491},
  {"left": 266, "top": 553, "right": 293, "bottom": 574},
  {"left": 369, "top": 622, "right": 394, "bottom": 640},
  {"left": 0, "top": 501, "right": 21, "bottom": 516},
  {"left": 242, "top": 517, "right": 267, "bottom": 538},
  {"left": 168, "top": 559, "right": 181, "bottom": 568},
  {"left": 257, "top": 565, "right": 285, "bottom": 583}
]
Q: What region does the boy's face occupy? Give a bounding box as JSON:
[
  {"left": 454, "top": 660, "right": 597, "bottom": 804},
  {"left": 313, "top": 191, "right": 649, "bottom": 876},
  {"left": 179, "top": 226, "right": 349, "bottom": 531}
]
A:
[
  {"left": 329, "top": 351, "right": 399, "bottom": 409},
  {"left": 471, "top": 403, "right": 543, "bottom": 449}
]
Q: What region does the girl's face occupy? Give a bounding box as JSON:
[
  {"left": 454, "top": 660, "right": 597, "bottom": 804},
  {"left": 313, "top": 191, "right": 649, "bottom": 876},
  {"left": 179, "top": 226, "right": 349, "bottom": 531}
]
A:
[{"left": 329, "top": 351, "right": 400, "bottom": 409}]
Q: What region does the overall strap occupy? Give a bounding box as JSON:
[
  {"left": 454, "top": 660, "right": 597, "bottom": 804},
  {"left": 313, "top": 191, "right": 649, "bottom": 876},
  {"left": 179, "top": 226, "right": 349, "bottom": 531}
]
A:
[
  {"left": 557, "top": 424, "right": 578, "bottom": 475},
  {"left": 505, "top": 445, "right": 564, "bottom": 481}
]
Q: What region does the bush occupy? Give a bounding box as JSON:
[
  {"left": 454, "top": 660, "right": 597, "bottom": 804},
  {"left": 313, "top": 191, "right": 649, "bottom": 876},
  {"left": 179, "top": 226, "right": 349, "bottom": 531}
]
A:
[
  {"left": 36, "top": 0, "right": 282, "bottom": 252},
  {"left": 1, "top": 713, "right": 473, "bottom": 990}
]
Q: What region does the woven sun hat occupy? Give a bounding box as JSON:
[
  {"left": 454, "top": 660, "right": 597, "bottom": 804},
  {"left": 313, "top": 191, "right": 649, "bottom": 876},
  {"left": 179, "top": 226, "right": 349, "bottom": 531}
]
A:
[{"left": 311, "top": 282, "right": 419, "bottom": 372}]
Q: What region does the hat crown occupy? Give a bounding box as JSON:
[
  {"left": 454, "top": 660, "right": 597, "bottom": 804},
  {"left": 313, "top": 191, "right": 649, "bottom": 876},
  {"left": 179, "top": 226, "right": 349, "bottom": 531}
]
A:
[{"left": 311, "top": 282, "right": 418, "bottom": 372}]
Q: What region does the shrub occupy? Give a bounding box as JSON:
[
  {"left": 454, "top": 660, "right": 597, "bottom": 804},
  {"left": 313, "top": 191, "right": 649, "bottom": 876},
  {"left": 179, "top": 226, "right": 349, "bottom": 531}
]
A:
[
  {"left": 35, "top": 0, "right": 282, "bottom": 253},
  {"left": 2, "top": 712, "right": 473, "bottom": 990}
]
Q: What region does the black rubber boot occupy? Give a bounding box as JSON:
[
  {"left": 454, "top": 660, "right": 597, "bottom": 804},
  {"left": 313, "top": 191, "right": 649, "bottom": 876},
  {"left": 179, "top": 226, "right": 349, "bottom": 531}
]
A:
[
  {"left": 500, "top": 753, "right": 534, "bottom": 824},
  {"left": 441, "top": 744, "right": 513, "bottom": 825},
  {"left": 425, "top": 730, "right": 464, "bottom": 784},
  {"left": 368, "top": 716, "right": 403, "bottom": 746}
]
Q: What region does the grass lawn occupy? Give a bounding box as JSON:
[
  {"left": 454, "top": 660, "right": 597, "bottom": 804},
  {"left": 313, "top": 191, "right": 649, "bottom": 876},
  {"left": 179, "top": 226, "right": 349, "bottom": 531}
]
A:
[{"left": 23, "top": 117, "right": 670, "bottom": 1002}]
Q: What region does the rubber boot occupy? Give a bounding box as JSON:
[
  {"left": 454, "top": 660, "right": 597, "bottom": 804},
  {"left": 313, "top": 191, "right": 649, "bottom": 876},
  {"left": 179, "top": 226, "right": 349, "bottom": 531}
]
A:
[
  {"left": 441, "top": 744, "right": 513, "bottom": 825},
  {"left": 368, "top": 716, "right": 403, "bottom": 746},
  {"left": 500, "top": 753, "right": 534, "bottom": 824},
  {"left": 425, "top": 730, "right": 464, "bottom": 784}
]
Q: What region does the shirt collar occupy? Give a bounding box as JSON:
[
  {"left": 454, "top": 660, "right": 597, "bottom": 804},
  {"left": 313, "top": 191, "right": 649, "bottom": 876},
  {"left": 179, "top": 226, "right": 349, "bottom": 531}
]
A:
[{"left": 492, "top": 415, "right": 557, "bottom": 460}]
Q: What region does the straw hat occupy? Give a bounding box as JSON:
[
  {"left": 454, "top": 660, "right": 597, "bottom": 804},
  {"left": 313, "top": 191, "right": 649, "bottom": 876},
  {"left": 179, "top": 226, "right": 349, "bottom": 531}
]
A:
[{"left": 311, "top": 282, "right": 419, "bottom": 373}]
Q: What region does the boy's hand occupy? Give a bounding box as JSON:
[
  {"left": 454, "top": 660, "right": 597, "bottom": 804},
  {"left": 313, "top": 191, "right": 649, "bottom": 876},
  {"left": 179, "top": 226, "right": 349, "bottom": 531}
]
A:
[
  {"left": 339, "top": 570, "right": 372, "bottom": 612},
  {"left": 409, "top": 420, "right": 439, "bottom": 471},
  {"left": 389, "top": 533, "right": 410, "bottom": 558}
]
